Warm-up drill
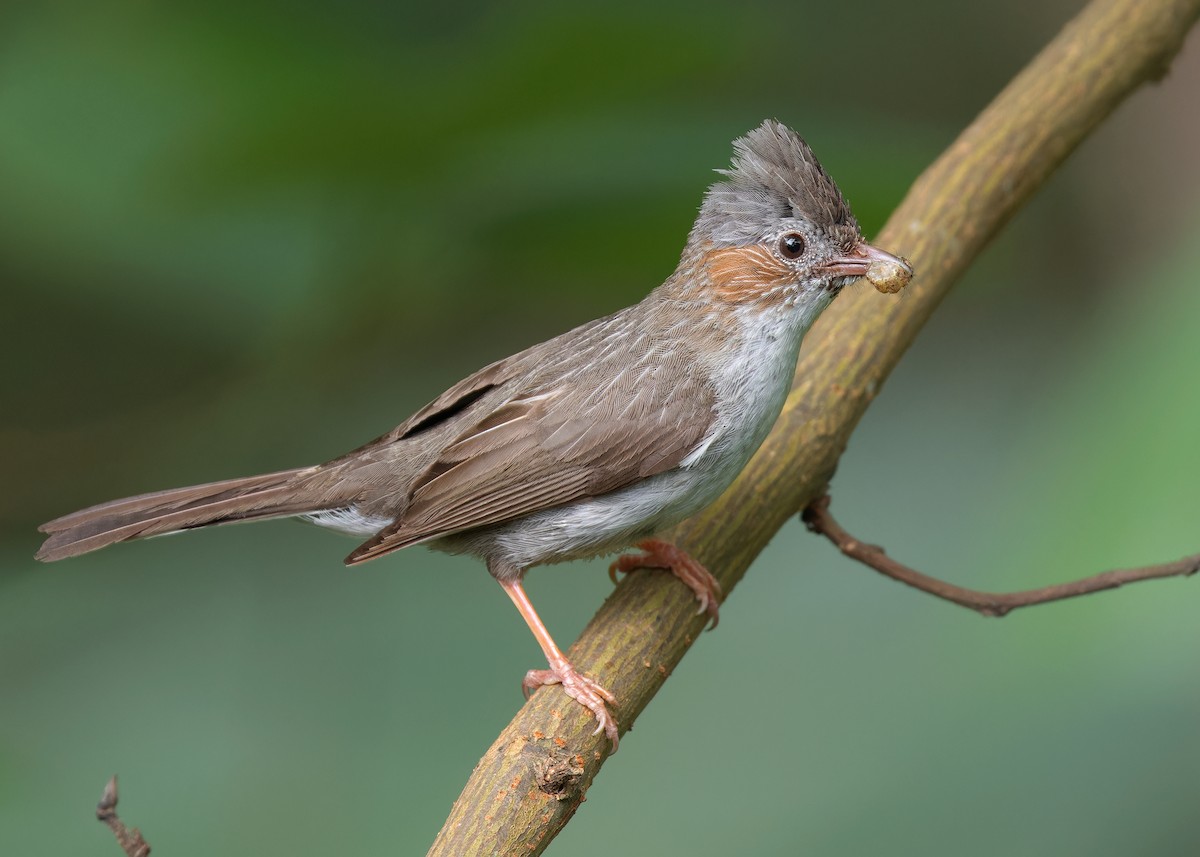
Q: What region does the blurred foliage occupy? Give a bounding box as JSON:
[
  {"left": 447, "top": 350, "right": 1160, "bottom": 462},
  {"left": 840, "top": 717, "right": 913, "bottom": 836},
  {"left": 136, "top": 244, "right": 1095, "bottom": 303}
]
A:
[{"left": 1, "top": 2, "right": 1198, "bottom": 855}]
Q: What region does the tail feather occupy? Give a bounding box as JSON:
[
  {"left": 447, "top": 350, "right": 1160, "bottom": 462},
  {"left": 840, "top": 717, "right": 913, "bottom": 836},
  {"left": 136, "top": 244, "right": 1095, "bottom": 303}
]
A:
[{"left": 36, "top": 467, "right": 321, "bottom": 562}]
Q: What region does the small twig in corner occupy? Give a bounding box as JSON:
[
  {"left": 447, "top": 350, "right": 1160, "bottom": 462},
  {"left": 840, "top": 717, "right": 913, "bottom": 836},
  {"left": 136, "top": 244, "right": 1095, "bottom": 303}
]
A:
[
  {"left": 802, "top": 495, "right": 1200, "bottom": 617},
  {"left": 96, "top": 776, "right": 151, "bottom": 857}
]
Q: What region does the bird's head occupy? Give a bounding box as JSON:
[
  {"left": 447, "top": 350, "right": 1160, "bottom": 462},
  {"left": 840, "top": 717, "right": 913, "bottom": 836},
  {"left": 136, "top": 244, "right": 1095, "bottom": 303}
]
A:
[{"left": 678, "top": 119, "right": 910, "bottom": 308}]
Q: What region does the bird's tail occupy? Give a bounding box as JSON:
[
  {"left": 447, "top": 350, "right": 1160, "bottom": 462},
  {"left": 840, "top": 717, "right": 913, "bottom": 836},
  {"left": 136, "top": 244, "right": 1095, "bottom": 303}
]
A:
[{"left": 35, "top": 467, "right": 325, "bottom": 562}]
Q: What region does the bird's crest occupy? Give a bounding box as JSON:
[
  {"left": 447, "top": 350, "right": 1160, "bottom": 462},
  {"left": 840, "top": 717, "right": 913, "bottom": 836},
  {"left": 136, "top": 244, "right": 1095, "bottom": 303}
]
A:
[{"left": 694, "top": 119, "right": 859, "bottom": 249}]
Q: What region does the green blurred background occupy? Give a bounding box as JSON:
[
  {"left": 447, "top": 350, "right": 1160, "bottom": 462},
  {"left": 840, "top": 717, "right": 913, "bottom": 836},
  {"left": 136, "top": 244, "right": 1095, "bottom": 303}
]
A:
[{"left": 2, "top": 2, "right": 1199, "bottom": 854}]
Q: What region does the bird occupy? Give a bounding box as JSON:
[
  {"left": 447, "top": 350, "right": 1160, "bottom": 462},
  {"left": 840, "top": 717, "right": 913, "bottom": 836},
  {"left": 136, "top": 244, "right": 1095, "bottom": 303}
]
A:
[{"left": 36, "top": 119, "right": 911, "bottom": 750}]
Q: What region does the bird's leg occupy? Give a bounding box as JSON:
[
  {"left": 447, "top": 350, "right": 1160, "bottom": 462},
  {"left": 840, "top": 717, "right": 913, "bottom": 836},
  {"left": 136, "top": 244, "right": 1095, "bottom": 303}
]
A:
[
  {"left": 499, "top": 577, "right": 620, "bottom": 750},
  {"left": 609, "top": 538, "right": 722, "bottom": 629}
]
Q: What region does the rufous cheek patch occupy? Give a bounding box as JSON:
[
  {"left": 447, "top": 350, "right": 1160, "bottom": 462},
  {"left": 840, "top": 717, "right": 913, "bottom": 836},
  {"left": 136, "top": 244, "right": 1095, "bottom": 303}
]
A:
[{"left": 702, "top": 245, "right": 794, "bottom": 306}]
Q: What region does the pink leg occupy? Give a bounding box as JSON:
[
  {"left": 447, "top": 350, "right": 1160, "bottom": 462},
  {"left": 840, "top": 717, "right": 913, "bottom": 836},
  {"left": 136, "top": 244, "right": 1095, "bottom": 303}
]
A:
[
  {"left": 500, "top": 578, "right": 620, "bottom": 751},
  {"left": 609, "top": 539, "right": 723, "bottom": 629}
]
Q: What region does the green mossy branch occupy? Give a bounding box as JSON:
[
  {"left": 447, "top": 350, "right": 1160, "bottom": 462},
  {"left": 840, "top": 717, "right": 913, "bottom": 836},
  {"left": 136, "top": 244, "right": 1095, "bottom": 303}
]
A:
[{"left": 427, "top": 0, "right": 1200, "bottom": 853}]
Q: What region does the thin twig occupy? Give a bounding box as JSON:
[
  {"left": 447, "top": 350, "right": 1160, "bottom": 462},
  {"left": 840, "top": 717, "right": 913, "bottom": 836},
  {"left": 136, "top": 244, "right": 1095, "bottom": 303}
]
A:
[
  {"left": 96, "top": 776, "right": 151, "bottom": 857},
  {"left": 802, "top": 495, "right": 1200, "bottom": 617}
]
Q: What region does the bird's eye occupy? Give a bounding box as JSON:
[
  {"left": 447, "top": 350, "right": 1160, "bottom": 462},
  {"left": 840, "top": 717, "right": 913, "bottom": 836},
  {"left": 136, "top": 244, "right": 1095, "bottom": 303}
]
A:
[{"left": 779, "top": 232, "right": 805, "bottom": 260}]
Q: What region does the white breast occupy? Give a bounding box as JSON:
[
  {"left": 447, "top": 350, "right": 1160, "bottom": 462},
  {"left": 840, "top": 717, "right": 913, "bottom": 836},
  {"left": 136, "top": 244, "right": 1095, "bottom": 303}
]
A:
[{"left": 682, "top": 293, "right": 833, "bottom": 481}]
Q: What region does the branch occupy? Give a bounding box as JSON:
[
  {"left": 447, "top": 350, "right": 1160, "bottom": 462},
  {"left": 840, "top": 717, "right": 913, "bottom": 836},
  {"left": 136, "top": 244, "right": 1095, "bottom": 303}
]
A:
[
  {"left": 802, "top": 496, "right": 1200, "bottom": 617},
  {"left": 428, "top": 0, "right": 1200, "bottom": 853},
  {"left": 96, "top": 776, "right": 151, "bottom": 857}
]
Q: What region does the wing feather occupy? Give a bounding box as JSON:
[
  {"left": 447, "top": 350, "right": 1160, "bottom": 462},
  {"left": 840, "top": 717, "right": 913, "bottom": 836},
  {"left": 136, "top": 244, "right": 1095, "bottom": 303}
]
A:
[{"left": 346, "top": 333, "right": 716, "bottom": 565}]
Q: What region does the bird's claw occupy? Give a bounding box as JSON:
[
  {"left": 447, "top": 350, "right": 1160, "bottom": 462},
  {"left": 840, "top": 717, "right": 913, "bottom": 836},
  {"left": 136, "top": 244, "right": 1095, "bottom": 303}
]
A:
[
  {"left": 609, "top": 539, "right": 723, "bottom": 629},
  {"left": 522, "top": 662, "right": 619, "bottom": 750}
]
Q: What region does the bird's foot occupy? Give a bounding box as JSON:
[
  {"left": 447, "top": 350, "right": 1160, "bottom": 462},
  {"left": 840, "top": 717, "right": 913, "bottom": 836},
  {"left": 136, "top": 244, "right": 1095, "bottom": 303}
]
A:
[
  {"left": 609, "top": 538, "right": 723, "bottom": 629},
  {"left": 523, "top": 658, "right": 619, "bottom": 750}
]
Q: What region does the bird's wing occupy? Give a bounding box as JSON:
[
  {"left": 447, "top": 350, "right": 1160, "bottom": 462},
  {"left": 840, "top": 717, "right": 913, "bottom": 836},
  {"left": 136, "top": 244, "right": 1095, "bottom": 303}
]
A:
[{"left": 345, "top": 332, "right": 716, "bottom": 565}]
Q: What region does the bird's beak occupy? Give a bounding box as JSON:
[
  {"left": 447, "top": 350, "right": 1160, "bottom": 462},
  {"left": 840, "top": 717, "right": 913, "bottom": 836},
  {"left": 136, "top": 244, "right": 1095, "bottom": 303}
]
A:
[{"left": 820, "top": 241, "right": 912, "bottom": 281}]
